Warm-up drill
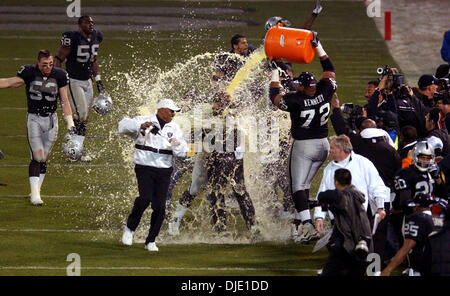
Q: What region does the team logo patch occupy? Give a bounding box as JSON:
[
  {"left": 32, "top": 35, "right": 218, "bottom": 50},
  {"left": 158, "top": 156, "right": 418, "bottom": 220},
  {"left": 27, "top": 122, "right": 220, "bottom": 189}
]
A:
[{"left": 167, "top": 132, "right": 173, "bottom": 138}]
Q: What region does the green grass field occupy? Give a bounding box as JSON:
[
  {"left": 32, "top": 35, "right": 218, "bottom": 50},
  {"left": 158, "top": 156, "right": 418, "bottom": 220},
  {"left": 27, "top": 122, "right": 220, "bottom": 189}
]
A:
[{"left": 0, "top": 1, "right": 400, "bottom": 276}]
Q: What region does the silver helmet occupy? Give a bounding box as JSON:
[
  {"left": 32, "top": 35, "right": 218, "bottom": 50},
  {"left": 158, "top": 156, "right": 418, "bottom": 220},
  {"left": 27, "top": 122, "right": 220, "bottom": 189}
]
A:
[
  {"left": 62, "top": 137, "right": 84, "bottom": 161},
  {"left": 93, "top": 92, "right": 113, "bottom": 115},
  {"left": 265, "top": 16, "right": 291, "bottom": 31},
  {"left": 412, "top": 140, "right": 435, "bottom": 172}
]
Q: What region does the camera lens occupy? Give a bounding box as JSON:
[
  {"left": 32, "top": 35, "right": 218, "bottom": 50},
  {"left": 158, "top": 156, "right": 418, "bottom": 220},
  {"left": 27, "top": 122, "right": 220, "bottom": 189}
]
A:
[{"left": 377, "top": 67, "right": 384, "bottom": 75}]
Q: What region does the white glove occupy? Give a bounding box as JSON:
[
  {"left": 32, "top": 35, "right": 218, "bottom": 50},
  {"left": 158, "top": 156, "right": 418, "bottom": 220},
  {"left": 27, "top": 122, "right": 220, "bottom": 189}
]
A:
[
  {"left": 234, "top": 146, "right": 244, "bottom": 160},
  {"left": 313, "top": 0, "right": 323, "bottom": 15}
]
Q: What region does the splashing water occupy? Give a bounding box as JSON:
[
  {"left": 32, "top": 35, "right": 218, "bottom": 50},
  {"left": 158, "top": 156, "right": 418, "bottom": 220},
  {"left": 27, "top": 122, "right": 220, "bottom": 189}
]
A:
[{"left": 77, "top": 43, "right": 296, "bottom": 244}]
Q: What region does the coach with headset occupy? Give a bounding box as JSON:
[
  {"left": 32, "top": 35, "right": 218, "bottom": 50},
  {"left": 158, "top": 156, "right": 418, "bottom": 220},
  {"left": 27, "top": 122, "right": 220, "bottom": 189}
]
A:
[{"left": 118, "top": 98, "right": 189, "bottom": 252}]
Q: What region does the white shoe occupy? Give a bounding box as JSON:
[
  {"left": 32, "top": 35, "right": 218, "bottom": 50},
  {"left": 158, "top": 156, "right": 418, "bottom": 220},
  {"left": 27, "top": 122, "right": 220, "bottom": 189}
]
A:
[
  {"left": 296, "top": 222, "right": 319, "bottom": 243},
  {"left": 121, "top": 226, "right": 134, "bottom": 246},
  {"left": 30, "top": 195, "right": 44, "bottom": 206},
  {"left": 168, "top": 221, "right": 180, "bottom": 236},
  {"left": 145, "top": 242, "right": 159, "bottom": 252}
]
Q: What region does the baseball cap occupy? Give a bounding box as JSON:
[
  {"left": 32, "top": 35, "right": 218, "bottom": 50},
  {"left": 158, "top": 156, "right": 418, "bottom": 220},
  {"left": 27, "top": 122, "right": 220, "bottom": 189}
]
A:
[
  {"left": 157, "top": 98, "right": 181, "bottom": 112},
  {"left": 408, "top": 193, "right": 437, "bottom": 208},
  {"left": 381, "top": 111, "right": 398, "bottom": 128},
  {"left": 418, "top": 74, "right": 438, "bottom": 89},
  {"left": 293, "top": 72, "right": 316, "bottom": 87}
]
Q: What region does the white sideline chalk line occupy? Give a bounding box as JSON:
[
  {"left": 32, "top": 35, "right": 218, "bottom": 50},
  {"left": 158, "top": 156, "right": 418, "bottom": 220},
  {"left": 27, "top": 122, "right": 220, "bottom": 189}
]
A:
[{"left": 0, "top": 266, "right": 316, "bottom": 272}]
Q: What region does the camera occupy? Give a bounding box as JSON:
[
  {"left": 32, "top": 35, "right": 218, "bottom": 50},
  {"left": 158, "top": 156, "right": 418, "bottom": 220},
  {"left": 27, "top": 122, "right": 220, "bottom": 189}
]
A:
[
  {"left": 341, "top": 103, "right": 364, "bottom": 130},
  {"left": 354, "top": 236, "right": 370, "bottom": 261},
  {"left": 377, "top": 65, "right": 405, "bottom": 91}
]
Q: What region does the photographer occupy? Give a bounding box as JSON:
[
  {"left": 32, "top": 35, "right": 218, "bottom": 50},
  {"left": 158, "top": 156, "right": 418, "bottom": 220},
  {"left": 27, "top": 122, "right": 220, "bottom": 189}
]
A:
[
  {"left": 371, "top": 67, "right": 428, "bottom": 138},
  {"left": 435, "top": 78, "right": 450, "bottom": 130},
  {"left": 317, "top": 168, "right": 372, "bottom": 276},
  {"left": 412, "top": 74, "right": 439, "bottom": 109}
]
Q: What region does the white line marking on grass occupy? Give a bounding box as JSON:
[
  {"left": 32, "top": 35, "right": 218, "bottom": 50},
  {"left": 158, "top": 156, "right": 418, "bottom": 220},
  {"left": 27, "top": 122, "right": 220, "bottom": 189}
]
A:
[
  {"left": 0, "top": 195, "right": 83, "bottom": 198},
  {"left": 0, "top": 266, "right": 317, "bottom": 272},
  {"left": 0, "top": 228, "right": 103, "bottom": 233},
  {"left": 0, "top": 164, "right": 124, "bottom": 168}
]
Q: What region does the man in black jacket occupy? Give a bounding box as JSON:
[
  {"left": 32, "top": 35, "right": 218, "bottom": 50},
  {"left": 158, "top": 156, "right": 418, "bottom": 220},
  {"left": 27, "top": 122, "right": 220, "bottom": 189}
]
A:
[
  {"left": 317, "top": 168, "right": 372, "bottom": 276},
  {"left": 430, "top": 200, "right": 450, "bottom": 276},
  {"left": 426, "top": 107, "right": 450, "bottom": 157}
]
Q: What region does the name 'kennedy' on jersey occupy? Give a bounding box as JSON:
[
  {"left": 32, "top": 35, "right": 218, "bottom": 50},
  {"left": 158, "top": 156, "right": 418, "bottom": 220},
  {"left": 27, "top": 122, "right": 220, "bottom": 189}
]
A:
[{"left": 303, "top": 94, "right": 325, "bottom": 107}]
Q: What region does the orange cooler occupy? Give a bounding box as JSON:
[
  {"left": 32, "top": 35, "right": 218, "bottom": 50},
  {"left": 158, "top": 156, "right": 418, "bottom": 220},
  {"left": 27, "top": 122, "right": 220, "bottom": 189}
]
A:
[{"left": 264, "top": 25, "right": 315, "bottom": 64}]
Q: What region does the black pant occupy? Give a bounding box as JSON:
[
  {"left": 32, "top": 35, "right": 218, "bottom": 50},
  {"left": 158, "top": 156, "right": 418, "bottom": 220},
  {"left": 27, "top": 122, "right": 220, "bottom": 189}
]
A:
[
  {"left": 207, "top": 154, "right": 255, "bottom": 231},
  {"left": 126, "top": 165, "right": 172, "bottom": 244},
  {"left": 321, "top": 245, "right": 366, "bottom": 276}
]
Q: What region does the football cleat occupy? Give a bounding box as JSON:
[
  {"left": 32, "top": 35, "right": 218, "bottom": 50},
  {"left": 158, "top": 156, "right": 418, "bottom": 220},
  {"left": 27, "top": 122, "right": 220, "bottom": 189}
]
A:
[
  {"left": 30, "top": 195, "right": 44, "bottom": 206},
  {"left": 145, "top": 242, "right": 159, "bottom": 252},
  {"left": 295, "top": 222, "right": 319, "bottom": 243}
]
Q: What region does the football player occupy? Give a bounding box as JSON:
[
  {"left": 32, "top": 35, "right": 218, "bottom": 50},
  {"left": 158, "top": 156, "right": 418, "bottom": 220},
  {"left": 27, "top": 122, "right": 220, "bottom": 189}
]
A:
[
  {"left": 269, "top": 32, "right": 337, "bottom": 242},
  {"left": 54, "top": 15, "right": 106, "bottom": 161},
  {"left": 381, "top": 193, "right": 436, "bottom": 276},
  {"left": 391, "top": 140, "right": 447, "bottom": 246},
  {"left": 0, "top": 49, "right": 74, "bottom": 205}
]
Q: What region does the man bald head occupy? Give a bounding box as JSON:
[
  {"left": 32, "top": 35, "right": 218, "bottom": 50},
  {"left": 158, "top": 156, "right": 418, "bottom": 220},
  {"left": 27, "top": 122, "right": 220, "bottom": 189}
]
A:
[{"left": 360, "top": 118, "right": 376, "bottom": 131}]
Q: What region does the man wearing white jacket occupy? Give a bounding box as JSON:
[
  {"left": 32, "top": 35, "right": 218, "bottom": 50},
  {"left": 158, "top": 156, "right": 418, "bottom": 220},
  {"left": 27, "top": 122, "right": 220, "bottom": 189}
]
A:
[
  {"left": 118, "top": 98, "right": 189, "bottom": 252},
  {"left": 314, "top": 134, "right": 388, "bottom": 234}
]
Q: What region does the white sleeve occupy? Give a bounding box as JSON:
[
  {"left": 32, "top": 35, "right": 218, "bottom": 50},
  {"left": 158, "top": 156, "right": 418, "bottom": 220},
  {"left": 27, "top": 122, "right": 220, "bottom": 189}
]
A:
[
  {"left": 171, "top": 125, "right": 189, "bottom": 158},
  {"left": 314, "top": 166, "right": 333, "bottom": 220},
  {"left": 364, "top": 159, "right": 387, "bottom": 210},
  {"left": 118, "top": 117, "right": 140, "bottom": 139}
]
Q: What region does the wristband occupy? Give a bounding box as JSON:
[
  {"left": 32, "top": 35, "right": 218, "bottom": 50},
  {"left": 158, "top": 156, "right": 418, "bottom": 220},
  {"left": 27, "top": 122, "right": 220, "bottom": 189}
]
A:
[
  {"left": 94, "top": 75, "right": 101, "bottom": 82},
  {"left": 315, "top": 42, "right": 327, "bottom": 58},
  {"left": 64, "top": 115, "right": 74, "bottom": 130},
  {"left": 271, "top": 69, "right": 279, "bottom": 82}
]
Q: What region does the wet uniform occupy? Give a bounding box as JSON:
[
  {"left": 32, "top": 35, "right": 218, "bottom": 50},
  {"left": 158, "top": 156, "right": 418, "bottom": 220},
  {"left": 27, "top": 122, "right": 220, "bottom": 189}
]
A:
[{"left": 279, "top": 77, "right": 337, "bottom": 215}]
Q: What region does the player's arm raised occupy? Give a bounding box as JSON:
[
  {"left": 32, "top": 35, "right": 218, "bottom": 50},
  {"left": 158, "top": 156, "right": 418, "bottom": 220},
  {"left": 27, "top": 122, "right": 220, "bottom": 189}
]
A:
[
  {"left": 0, "top": 76, "right": 25, "bottom": 89},
  {"left": 311, "top": 32, "right": 336, "bottom": 80},
  {"left": 269, "top": 69, "right": 284, "bottom": 109}
]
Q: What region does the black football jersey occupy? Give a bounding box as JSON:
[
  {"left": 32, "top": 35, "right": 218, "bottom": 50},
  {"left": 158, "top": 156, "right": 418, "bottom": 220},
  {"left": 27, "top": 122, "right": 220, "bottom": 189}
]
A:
[
  {"left": 279, "top": 78, "right": 337, "bottom": 140},
  {"left": 17, "top": 65, "right": 69, "bottom": 114},
  {"left": 393, "top": 166, "right": 435, "bottom": 210},
  {"left": 60, "top": 29, "right": 103, "bottom": 80},
  {"left": 404, "top": 212, "right": 434, "bottom": 275}
]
